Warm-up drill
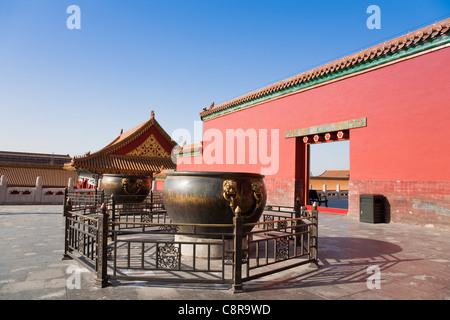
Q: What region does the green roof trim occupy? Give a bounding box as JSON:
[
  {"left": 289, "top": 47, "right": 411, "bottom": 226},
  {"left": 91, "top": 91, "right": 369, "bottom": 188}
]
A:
[{"left": 176, "top": 151, "right": 202, "bottom": 158}]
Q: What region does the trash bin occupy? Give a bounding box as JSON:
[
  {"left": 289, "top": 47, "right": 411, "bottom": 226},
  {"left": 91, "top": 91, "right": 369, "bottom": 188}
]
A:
[{"left": 360, "top": 194, "right": 385, "bottom": 223}]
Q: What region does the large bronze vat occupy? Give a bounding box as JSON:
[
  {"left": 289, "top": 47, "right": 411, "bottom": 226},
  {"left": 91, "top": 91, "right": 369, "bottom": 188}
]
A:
[
  {"left": 163, "top": 171, "right": 266, "bottom": 237},
  {"left": 102, "top": 174, "right": 151, "bottom": 203}
]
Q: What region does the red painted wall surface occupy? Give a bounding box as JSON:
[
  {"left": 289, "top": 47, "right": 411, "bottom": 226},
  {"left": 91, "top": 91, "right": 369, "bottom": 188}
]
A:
[
  {"left": 154, "top": 179, "right": 165, "bottom": 191},
  {"left": 178, "top": 47, "right": 450, "bottom": 228}
]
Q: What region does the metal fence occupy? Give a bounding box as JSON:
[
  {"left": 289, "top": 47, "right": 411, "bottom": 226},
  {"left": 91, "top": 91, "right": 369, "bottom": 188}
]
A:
[
  {"left": 62, "top": 191, "right": 319, "bottom": 292},
  {"left": 109, "top": 222, "right": 235, "bottom": 286}
]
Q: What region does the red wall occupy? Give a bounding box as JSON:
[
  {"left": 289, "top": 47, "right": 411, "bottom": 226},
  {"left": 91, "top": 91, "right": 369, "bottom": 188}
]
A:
[
  {"left": 178, "top": 47, "right": 450, "bottom": 229},
  {"left": 154, "top": 179, "right": 165, "bottom": 191}
]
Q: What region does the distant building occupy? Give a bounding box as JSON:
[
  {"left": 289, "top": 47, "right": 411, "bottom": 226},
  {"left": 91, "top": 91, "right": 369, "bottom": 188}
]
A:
[
  {"left": 0, "top": 151, "right": 77, "bottom": 188},
  {"left": 310, "top": 170, "right": 349, "bottom": 191},
  {"left": 0, "top": 151, "right": 78, "bottom": 204}
]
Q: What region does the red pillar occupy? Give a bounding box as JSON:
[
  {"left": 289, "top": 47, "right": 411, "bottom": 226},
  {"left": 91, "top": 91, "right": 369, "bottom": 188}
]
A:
[{"left": 295, "top": 138, "right": 309, "bottom": 206}]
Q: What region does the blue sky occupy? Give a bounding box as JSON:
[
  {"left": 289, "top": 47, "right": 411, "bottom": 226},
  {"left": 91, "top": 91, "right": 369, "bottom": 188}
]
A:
[{"left": 1, "top": 0, "right": 449, "bottom": 175}]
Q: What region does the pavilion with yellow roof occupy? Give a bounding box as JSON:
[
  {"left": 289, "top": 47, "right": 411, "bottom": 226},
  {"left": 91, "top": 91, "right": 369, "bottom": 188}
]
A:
[{"left": 64, "top": 111, "right": 178, "bottom": 189}]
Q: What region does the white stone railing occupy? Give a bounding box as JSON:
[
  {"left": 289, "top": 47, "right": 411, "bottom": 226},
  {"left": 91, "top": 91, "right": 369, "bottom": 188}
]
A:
[{"left": 0, "top": 175, "right": 75, "bottom": 205}]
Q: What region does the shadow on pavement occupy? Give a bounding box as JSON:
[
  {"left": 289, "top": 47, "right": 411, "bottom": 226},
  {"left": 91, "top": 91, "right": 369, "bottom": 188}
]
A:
[{"left": 244, "top": 236, "right": 421, "bottom": 293}]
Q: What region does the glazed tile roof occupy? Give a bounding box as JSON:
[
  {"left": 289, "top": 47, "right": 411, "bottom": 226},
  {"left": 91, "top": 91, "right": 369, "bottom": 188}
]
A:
[
  {"left": 66, "top": 111, "right": 178, "bottom": 174},
  {"left": 312, "top": 170, "right": 350, "bottom": 179},
  {"left": 176, "top": 142, "right": 203, "bottom": 156},
  {"left": 200, "top": 18, "right": 450, "bottom": 119},
  {"left": 65, "top": 155, "right": 176, "bottom": 175},
  {"left": 0, "top": 163, "right": 78, "bottom": 188},
  {"left": 0, "top": 151, "right": 72, "bottom": 166},
  {"left": 91, "top": 111, "right": 178, "bottom": 156}
]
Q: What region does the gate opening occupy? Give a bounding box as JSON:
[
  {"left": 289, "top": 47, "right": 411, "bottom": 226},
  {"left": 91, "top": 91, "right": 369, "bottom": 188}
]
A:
[{"left": 309, "top": 140, "right": 349, "bottom": 210}]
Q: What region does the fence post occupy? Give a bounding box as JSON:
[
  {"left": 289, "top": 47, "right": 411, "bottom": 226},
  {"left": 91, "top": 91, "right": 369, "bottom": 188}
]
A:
[
  {"left": 232, "top": 206, "right": 244, "bottom": 293},
  {"left": 110, "top": 194, "right": 116, "bottom": 239},
  {"left": 150, "top": 189, "right": 154, "bottom": 213},
  {"left": 96, "top": 203, "right": 110, "bottom": 288},
  {"left": 62, "top": 197, "right": 72, "bottom": 260},
  {"left": 309, "top": 202, "right": 319, "bottom": 268}
]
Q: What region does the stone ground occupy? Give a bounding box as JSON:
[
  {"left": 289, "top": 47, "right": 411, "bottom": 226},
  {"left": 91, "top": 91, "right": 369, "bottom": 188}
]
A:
[{"left": 0, "top": 205, "right": 449, "bottom": 303}]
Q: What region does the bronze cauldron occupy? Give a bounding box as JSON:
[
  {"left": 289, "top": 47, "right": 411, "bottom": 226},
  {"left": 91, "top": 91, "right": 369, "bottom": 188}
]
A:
[
  {"left": 101, "top": 174, "right": 151, "bottom": 203},
  {"left": 163, "top": 171, "right": 266, "bottom": 237}
]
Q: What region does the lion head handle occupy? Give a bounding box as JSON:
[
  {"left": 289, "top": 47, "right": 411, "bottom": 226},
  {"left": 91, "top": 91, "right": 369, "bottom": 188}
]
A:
[
  {"left": 223, "top": 179, "right": 264, "bottom": 216},
  {"left": 251, "top": 181, "right": 264, "bottom": 209},
  {"left": 122, "top": 178, "right": 143, "bottom": 195},
  {"left": 223, "top": 180, "right": 239, "bottom": 214}
]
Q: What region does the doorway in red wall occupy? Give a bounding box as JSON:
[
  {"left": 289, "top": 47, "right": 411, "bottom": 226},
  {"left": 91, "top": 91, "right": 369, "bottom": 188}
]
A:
[
  {"left": 309, "top": 140, "right": 349, "bottom": 209},
  {"left": 296, "top": 129, "right": 350, "bottom": 210},
  {"left": 287, "top": 118, "right": 366, "bottom": 210}
]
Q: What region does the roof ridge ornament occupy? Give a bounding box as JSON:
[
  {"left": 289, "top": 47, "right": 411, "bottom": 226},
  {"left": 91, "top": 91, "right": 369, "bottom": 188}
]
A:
[
  {"left": 151, "top": 110, "right": 155, "bottom": 119},
  {"left": 203, "top": 102, "right": 215, "bottom": 112}
]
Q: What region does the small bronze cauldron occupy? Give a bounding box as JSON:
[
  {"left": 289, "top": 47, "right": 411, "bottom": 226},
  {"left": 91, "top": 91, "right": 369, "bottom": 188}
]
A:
[{"left": 102, "top": 174, "right": 151, "bottom": 203}]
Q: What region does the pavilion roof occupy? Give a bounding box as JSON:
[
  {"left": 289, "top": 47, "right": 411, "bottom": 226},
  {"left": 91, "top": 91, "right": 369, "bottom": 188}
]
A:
[{"left": 65, "top": 111, "right": 178, "bottom": 175}]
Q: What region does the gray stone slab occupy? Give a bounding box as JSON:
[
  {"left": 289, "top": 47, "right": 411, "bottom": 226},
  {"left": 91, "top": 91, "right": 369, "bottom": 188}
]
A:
[{"left": 0, "top": 205, "right": 449, "bottom": 301}]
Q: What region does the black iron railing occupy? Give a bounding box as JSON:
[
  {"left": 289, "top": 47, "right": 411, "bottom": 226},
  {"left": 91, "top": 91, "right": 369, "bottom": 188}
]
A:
[{"left": 62, "top": 190, "right": 319, "bottom": 292}]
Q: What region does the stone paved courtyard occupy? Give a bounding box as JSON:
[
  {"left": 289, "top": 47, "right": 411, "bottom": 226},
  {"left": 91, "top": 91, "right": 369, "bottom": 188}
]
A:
[{"left": 1, "top": 205, "right": 449, "bottom": 300}]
